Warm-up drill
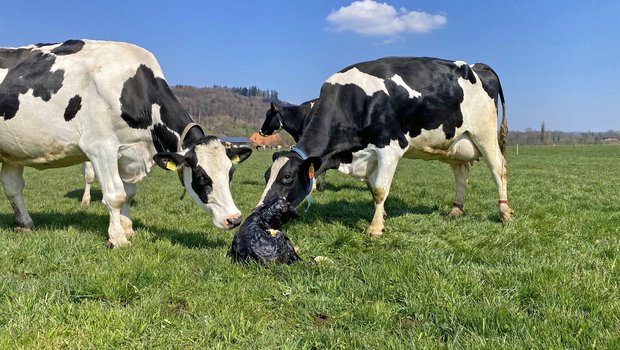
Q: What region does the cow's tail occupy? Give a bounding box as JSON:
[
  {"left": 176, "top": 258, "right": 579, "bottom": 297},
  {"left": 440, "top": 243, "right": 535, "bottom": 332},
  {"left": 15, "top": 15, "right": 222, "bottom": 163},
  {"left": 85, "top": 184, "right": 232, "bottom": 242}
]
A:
[{"left": 498, "top": 82, "right": 507, "bottom": 155}]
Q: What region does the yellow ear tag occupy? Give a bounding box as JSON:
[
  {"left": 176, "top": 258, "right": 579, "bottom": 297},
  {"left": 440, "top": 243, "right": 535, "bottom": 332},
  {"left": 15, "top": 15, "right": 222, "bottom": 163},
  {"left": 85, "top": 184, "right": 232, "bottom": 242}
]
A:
[
  {"left": 308, "top": 164, "right": 315, "bottom": 180},
  {"left": 165, "top": 161, "right": 177, "bottom": 171},
  {"left": 231, "top": 155, "right": 241, "bottom": 164},
  {"left": 267, "top": 229, "right": 279, "bottom": 237}
]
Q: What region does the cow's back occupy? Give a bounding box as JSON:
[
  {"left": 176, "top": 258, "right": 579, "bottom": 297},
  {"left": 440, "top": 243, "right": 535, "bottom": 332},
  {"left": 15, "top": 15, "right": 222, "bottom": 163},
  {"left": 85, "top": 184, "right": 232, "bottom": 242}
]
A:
[{"left": 0, "top": 40, "right": 163, "bottom": 169}]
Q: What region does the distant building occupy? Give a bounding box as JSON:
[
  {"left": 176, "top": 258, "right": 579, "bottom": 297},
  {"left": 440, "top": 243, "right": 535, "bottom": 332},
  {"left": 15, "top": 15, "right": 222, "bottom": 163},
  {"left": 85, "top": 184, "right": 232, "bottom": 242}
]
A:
[
  {"left": 220, "top": 137, "right": 251, "bottom": 148},
  {"left": 249, "top": 132, "right": 282, "bottom": 148}
]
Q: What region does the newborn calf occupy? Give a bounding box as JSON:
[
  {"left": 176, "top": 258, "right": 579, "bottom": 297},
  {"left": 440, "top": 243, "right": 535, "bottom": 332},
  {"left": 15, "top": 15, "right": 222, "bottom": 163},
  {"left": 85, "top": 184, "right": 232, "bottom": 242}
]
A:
[{"left": 230, "top": 197, "right": 300, "bottom": 265}]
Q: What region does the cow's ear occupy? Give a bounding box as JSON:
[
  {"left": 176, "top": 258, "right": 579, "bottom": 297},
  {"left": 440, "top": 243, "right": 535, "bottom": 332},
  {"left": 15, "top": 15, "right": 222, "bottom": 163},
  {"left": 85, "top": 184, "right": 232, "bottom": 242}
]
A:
[
  {"left": 272, "top": 151, "right": 286, "bottom": 162},
  {"left": 270, "top": 103, "right": 280, "bottom": 113},
  {"left": 226, "top": 147, "right": 252, "bottom": 164},
  {"left": 153, "top": 152, "right": 185, "bottom": 171},
  {"left": 302, "top": 157, "right": 322, "bottom": 179}
]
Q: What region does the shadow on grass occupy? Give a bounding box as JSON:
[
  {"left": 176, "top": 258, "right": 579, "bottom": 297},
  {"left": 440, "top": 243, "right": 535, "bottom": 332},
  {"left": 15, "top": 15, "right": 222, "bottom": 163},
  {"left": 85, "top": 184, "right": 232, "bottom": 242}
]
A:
[
  {"left": 296, "top": 197, "right": 441, "bottom": 228},
  {"left": 64, "top": 188, "right": 102, "bottom": 203},
  {"left": 64, "top": 189, "right": 140, "bottom": 206},
  {"left": 0, "top": 212, "right": 227, "bottom": 250}
]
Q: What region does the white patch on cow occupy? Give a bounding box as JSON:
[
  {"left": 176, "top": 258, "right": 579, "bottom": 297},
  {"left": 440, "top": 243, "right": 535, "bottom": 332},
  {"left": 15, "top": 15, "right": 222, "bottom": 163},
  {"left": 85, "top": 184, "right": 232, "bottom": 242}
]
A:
[
  {"left": 457, "top": 73, "right": 496, "bottom": 131},
  {"left": 257, "top": 156, "right": 290, "bottom": 206},
  {"left": 184, "top": 139, "right": 241, "bottom": 229},
  {"left": 0, "top": 68, "right": 8, "bottom": 85},
  {"left": 389, "top": 74, "right": 421, "bottom": 99},
  {"left": 453, "top": 60, "right": 467, "bottom": 67},
  {"left": 326, "top": 67, "right": 389, "bottom": 97},
  {"left": 337, "top": 139, "right": 406, "bottom": 181}
]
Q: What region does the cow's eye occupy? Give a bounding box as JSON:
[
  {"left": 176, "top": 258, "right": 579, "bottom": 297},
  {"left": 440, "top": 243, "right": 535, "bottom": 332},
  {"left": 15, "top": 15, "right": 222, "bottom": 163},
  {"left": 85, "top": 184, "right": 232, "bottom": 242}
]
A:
[{"left": 282, "top": 174, "right": 293, "bottom": 184}]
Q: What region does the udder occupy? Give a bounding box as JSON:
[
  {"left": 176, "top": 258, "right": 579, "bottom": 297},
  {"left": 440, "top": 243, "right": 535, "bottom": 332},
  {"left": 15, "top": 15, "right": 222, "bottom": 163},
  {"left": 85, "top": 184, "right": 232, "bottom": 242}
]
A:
[{"left": 446, "top": 133, "right": 481, "bottom": 162}]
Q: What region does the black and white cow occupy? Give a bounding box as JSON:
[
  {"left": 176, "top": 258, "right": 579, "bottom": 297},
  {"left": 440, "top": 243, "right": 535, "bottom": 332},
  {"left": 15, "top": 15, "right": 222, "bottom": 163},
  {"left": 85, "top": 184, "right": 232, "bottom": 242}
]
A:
[
  {"left": 259, "top": 57, "right": 510, "bottom": 237},
  {"left": 259, "top": 99, "right": 327, "bottom": 190},
  {"left": 0, "top": 40, "right": 251, "bottom": 247}
]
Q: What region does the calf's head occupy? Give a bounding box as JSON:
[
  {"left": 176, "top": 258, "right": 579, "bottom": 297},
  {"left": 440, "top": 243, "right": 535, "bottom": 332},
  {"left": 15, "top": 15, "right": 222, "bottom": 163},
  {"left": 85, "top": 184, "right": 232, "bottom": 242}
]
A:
[
  {"left": 259, "top": 103, "right": 282, "bottom": 136},
  {"left": 154, "top": 136, "right": 252, "bottom": 229},
  {"left": 257, "top": 151, "right": 321, "bottom": 208}
]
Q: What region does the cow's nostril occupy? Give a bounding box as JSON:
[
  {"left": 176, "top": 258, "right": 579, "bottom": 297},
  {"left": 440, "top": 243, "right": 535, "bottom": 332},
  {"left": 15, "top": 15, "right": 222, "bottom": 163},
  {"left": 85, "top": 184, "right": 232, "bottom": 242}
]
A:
[{"left": 226, "top": 215, "right": 242, "bottom": 228}]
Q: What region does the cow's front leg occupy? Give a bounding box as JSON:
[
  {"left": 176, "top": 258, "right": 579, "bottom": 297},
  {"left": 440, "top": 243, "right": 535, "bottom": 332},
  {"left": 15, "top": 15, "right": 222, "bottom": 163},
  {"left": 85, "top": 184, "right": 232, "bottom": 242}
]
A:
[
  {"left": 0, "top": 164, "right": 34, "bottom": 230},
  {"left": 449, "top": 163, "right": 470, "bottom": 217},
  {"left": 365, "top": 152, "right": 401, "bottom": 238},
  {"left": 88, "top": 153, "right": 130, "bottom": 248},
  {"left": 120, "top": 182, "right": 137, "bottom": 238}
]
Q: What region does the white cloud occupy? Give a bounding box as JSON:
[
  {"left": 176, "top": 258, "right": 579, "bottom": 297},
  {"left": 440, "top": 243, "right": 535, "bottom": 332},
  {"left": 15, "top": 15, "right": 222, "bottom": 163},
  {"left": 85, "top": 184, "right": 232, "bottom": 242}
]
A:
[{"left": 326, "top": 0, "right": 446, "bottom": 36}]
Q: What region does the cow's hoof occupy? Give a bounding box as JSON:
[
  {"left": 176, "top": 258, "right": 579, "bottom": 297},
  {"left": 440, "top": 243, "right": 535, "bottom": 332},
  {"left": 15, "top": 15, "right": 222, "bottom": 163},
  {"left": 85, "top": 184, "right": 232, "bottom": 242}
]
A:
[
  {"left": 124, "top": 229, "right": 136, "bottom": 238},
  {"left": 448, "top": 207, "right": 465, "bottom": 217},
  {"left": 500, "top": 215, "right": 512, "bottom": 225},
  {"left": 80, "top": 201, "right": 90, "bottom": 208},
  {"left": 106, "top": 238, "right": 131, "bottom": 249},
  {"left": 15, "top": 218, "right": 34, "bottom": 231},
  {"left": 367, "top": 226, "right": 385, "bottom": 238}
]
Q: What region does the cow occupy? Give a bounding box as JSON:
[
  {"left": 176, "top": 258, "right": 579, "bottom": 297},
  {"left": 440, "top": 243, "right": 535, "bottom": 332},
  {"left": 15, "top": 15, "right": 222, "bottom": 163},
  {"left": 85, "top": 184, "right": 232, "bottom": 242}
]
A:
[
  {"left": 259, "top": 99, "right": 327, "bottom": 191},
  {"left": 258, "top": 57, "right": 511, "bottom": 237},
  {"left": 0, "top": 39, "right": 252, "bottom": 247}
]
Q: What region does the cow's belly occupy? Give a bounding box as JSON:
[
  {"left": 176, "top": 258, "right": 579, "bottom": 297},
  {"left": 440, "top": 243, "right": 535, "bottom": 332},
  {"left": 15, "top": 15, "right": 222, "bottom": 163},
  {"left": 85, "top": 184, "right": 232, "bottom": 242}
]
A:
[
  {"left": 337, "top": 146, "right": 377, "bottom": 180},
  {"left": 0, "top": 129, "right": 86, "bottom": 169},
  {"left": 404, "top": 129, "right": 481, "bottom": 164}
]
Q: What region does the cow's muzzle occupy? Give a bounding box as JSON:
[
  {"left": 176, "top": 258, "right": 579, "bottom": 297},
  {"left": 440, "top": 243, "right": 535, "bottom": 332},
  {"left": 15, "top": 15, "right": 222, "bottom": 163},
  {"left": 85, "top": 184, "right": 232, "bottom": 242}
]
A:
[{"left": 224, "top": 214, "right": 242, "bottom": 229}]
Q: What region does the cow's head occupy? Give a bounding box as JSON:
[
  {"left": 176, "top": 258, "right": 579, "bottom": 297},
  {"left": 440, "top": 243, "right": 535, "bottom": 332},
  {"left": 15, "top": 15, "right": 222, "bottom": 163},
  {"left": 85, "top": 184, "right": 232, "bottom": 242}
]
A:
[
  {"left": 154, "top": 136, "right": 252, "bottom": 229},
  {"left": 257, "top": 151, "right": 321, "bottom": 208},
  {"left": 259, "top": 103, "right": 282, "bottom": 136}
]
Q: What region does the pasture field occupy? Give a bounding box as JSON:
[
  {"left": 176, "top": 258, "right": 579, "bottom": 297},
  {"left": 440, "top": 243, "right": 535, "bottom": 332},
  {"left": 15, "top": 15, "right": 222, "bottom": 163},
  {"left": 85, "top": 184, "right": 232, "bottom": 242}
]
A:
[{"left": 0, "top": 145, "right": 619, "bottom": 349}]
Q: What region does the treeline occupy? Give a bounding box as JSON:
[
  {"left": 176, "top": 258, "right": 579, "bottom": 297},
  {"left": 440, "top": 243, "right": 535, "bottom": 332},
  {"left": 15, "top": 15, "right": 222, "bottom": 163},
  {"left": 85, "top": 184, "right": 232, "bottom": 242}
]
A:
[
  {"left": 507, "top": 129, "right": 620, "bottom": 145},
  {"left": 227, "top": 86, "right": 279, "bottom": 101},
  {"left": 171, "top": 85, "right": 292, "bottom": 141}
]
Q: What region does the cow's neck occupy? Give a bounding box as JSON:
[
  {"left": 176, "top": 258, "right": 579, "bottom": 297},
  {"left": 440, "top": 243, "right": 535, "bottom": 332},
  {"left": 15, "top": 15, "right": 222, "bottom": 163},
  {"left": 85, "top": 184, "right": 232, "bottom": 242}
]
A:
[
  {"left": 180, "top": 125, "right": 206, "bottom": 150},
  {"left": 295, "top": 112, "right": 364, "bottom": 174},
  {"left": 280, "top": 106, "right": 305, "bottom": 142},
  {"left": 153, "top": 114, "right": 206, "bottom": 153}
]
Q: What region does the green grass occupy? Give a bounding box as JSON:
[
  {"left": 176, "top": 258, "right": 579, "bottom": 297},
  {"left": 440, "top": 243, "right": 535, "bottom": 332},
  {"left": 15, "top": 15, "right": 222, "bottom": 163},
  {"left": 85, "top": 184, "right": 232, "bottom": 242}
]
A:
[{"left": 0, "top": 145, "right": 619, "bottom": 349}]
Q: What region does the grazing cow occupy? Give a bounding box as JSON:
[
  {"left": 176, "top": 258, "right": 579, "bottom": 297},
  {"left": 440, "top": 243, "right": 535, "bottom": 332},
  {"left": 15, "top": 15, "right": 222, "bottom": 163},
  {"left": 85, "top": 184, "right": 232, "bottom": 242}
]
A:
[
  {"left": 259, "top": 99, "right": 327, "bottom": 190},
  {"left": 0, "top": 39, "right": 252, "bottom": 247},
  {"left": 258, "top": 57, "right": 510, "bottom": 237}
]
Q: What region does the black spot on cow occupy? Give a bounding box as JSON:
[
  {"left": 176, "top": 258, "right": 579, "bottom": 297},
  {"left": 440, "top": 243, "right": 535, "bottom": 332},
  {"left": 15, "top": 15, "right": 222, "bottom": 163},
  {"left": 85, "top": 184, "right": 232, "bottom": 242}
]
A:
[
  {"left": 456, "top": 63, "right": 477, "bottom": 85},
  {"left": 472, "top": 63, "right": 503, "bottom": 104},
  {"left": 35, "top": 42, "right": 59, "bottom": 48},
  {"left": 150, "top": 123, "right": 180, "bottom": 153},
  {"left": 119, "top": 64, "right": 191, "bottom": 132},
  {"left": 51, "top": 40, "right": 85, "bottom": 56},
  {"left": 64, "top": 95, "right": 82, "bottom": 121},
  {"left": 183, "top": 142, "right": 217, "bottom": 203},
  {"left": 0, "top": 48, "right": 64, "bottom": 119}
]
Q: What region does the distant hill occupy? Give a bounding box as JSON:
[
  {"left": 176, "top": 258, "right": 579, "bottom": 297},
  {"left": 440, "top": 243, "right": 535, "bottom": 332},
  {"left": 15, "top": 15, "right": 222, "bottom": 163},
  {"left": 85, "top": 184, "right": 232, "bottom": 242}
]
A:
[{"left": 171, "top": 85, "right": 294, "bottom": 145}]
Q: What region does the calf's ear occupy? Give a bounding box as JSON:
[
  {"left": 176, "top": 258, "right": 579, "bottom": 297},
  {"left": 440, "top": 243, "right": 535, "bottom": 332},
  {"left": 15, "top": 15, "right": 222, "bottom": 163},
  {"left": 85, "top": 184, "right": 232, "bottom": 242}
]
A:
[
  {"left": 153, "top": 152, "right": 186, "bottom": 171},
  {"left": 226, "top": 147, "right": 252, "bottom": 164}
]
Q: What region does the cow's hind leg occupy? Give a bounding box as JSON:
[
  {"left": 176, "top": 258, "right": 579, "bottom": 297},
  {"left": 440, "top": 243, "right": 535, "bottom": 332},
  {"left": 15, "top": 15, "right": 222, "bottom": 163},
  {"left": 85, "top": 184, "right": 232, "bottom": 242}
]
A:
[
  {"left": 0, "top": 164, "right": 34, "bottom": 230},
  {"left": 472, "top": 137, "right": 511, "bottom": 223},
  {"left": 81, "top": 161, "right": 95, "bottom": 207},
  {"left": 449, "top": 163, "right": 470, "bottom": 217},
  {"left": 120, "top": 182, "right": 137, "bottom": 238},
  {"left": 365, "top": 149, "right": 402, "bottom": 237},
  {"left": 87, "top": 153, "right": 130, "bottom": 248}
]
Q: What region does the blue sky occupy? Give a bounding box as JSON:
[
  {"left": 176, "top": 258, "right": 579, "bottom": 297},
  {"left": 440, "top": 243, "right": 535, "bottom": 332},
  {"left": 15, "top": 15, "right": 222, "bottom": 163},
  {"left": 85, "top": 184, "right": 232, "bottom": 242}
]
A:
[{"left": 1, "top": 1, "right": 618, "bottom": 131}]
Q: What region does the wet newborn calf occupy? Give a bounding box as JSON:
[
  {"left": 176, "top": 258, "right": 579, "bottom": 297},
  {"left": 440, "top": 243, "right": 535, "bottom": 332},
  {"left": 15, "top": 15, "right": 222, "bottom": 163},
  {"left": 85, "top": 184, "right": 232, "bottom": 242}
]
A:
[{"left": 230, "top": 197, "right": 300, "bottom": 265}]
